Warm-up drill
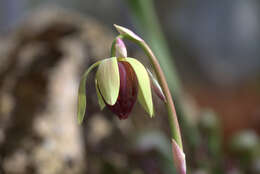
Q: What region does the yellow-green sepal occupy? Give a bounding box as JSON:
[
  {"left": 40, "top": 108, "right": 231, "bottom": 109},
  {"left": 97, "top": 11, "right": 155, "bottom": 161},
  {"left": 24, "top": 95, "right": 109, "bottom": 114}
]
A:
[
  {"left": 122, "top": 57, "right": 154, "bottom": 117},
  {"left": 96, "top": 57, "right": 120, "bottom": 105},
  {"left": 77, "top": 61, "right": 101, "bottom": 124},
  {"left": 95, "top": 79, "right": 105, "bottom": 110},
  {"left": 114, "top": 24, "right": 143, "bottom": 42}
]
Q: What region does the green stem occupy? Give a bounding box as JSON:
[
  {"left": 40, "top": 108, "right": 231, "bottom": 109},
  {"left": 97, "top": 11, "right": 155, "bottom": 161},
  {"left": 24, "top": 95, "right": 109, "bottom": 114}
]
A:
[
  {"left": 115, "top": 0, "right": 208, "bottom": 169},
  {"left": 138, "top": 40, "right": 183, "bottom": 149},
  {"left": 126, "top": 0, "right": 202, "bottom": 152}
]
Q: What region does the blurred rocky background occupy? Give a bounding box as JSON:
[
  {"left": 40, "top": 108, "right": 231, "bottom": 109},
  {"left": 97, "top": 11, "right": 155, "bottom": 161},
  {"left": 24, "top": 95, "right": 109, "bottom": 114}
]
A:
[{"left": 0, "top": 0, "right": 259, "bottom": 174}]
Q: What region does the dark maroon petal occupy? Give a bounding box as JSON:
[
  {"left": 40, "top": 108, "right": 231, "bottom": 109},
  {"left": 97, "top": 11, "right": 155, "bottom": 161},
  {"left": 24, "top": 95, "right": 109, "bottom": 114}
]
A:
[{"left": 104, "top": 61, "right": 138, "bottom": 119}]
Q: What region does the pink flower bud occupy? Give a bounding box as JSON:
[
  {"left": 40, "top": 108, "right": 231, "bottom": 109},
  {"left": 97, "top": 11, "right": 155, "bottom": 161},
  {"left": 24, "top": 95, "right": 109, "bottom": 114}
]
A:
[
  {"left": 172, "top": 139, "right": 186, "bottom": 174},
  {"left": 115, "top": 38, "right": 127, "bottom": 58}
]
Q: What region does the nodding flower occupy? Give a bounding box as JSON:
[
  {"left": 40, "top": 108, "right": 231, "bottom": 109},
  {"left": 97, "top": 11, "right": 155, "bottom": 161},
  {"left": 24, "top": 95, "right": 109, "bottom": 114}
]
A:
[
  {"left": 77, "top": 38, "right": 165, "bottom": 123},
  {"left": 77, "top": 24, "right": 186, "bottom": 174}
]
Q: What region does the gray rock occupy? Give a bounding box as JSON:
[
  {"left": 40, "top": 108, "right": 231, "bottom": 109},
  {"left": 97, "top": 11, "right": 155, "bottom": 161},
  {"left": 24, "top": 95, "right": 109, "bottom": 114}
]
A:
[{"left": 0, "top": 7, "right": 114, "bottom": 174}]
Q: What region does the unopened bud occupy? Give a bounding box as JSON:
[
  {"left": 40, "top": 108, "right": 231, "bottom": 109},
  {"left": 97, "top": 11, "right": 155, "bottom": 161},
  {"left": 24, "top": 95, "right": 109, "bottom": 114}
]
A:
[
  {"left": 172, "top": 139, "right": 186, "bottom": 174},
  {"left": 115, "top": 38, "right": 127, "bottom": 58}
]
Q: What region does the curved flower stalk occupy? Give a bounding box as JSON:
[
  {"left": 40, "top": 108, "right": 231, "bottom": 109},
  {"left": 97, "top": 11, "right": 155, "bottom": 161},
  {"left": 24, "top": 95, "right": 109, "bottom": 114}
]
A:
[{"left": 77, "top": 25, "right": 186, "bottom": 174}]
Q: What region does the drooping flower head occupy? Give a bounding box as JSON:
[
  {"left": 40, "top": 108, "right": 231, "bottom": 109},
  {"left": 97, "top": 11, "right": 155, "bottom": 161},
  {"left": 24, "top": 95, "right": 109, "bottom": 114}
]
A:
[
  {"left": 77, "top": 37, "right": 166, "bottom": 122},
  {"left": 102, "top": 61, "right": 138, "bottom": 119},
  {"left": 77, "top": 24, "right": 186, "bottom": 174}
]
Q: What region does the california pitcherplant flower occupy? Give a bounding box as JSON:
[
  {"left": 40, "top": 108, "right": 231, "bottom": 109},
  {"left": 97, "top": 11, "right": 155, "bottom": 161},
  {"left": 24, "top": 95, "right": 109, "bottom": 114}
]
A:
[
  {"left": 95, "top": 56, "right": 154, "bottom": 120},
  {"left": 77, "top": 25, "right": 186, "bottom": 174},
  {"left": 77, "top": 37, "right": 160, "bottom": 122}
]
